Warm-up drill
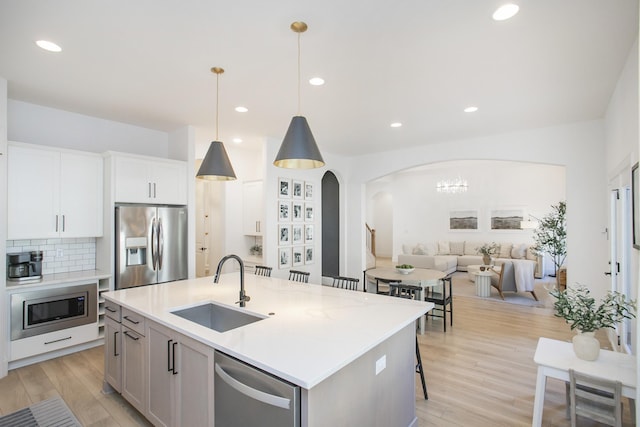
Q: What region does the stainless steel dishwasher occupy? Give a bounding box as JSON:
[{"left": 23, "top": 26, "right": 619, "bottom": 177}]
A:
[{"left": 214, "top": 351, "right": 301, "bottom": 427}]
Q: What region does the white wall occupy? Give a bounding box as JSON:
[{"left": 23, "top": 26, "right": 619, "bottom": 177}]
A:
[
  {"left": 0, "top": 77, "right": 8, "bottom": 378},
  {"left": 604, "top": 37, "right": 639, "bottom": 359},
  {"left": 366, "top": 160, "right": 565, "bottom": 265},
  {"left": 263, "top": 137, "right": 350, "bottom": 284},
  {"left": 347, "top": 120, "right": 609, "bottom": 300},
  {"left": 8, "top": 100, "right": 169, "bottom": 156}
]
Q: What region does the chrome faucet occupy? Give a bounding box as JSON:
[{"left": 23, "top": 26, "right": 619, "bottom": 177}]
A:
[{"left": 214, "top": 254, "right": 250, "bottom": 307}]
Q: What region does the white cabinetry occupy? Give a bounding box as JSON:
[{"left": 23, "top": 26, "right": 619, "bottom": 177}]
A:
[
  {"left": 243, "top": 180, "right": 263, "bottom": 236},
  {"left": 7, "top": 142, "right": 103, "bottom": 239},
  {"left": 112, "top": 154, "right": 187, "bottom": 205},
  {"left": 147, "top": 320, "right": 214, "bottom": 427}
]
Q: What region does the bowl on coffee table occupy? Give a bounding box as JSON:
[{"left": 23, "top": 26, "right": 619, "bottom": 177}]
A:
[{"left": 396, "top": 264, "right": 415, "bottom": 275}]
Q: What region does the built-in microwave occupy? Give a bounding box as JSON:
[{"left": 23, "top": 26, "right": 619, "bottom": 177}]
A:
[{"left": 10, "top": 283, "right": 97, "bottom": 341}]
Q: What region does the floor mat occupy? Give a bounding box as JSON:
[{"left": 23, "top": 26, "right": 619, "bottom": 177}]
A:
[{"left": 0, "top": 396, "right": 81, "bottom": 427}]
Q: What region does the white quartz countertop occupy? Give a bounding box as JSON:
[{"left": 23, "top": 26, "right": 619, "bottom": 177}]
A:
[{"left": 103, "top": 273, "right": 432, "bottom": 389}]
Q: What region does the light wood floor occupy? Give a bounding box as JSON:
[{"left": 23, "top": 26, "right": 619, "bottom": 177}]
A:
[{"left": 0, "top": 293, "right": 633, "bottom": 426}]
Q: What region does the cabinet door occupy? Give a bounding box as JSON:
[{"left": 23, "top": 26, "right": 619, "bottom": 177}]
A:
[
  {"left": 122, "top": 327, "right": 146, "bottom": 415},
  {"left": 152, "top": 161, "right": 187, "bottom": 205},
  {"left": 177, "top": 334, "right": 215, "bottom": 427},
  {"left": 243, "top": 181, "right": 263, "bottom": 236},
  {"left": 104, "top": 317, "right": 122, "bottom": 393},
  {"left": 7, "top": 144, "right": 60, "bottom": 239},
  {"left": 59, "top": 152, "right": 104, "bottom": 237},
  {"left": 113, "top": 156, "right": 152, "bottom": 203},
  {"left": 147, "top": 322, "right": 175, "bottom": 427}
]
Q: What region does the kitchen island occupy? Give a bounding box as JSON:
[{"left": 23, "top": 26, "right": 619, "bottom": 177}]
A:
[{"left": 103, "top": 272, "right": 433, "bottom": 427}]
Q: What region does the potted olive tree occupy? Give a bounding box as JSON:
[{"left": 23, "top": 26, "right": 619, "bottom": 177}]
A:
[{"left": 532, "top": 201, "right": 566, "bottom": 277}]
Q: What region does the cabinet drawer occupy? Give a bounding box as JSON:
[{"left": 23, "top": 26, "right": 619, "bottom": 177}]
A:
[
  {"left": 10, "top": 323, "right": 98, "bottom": 361},
  {"left": 121, "top": 308, "right": 145, "bottom": 336},
  {"left": 105, "top": 302, "right": 122, "bottom": 322}
]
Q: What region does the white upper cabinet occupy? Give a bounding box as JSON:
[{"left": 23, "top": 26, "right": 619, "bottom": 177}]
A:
[
  {"left": 7, "top": 142, "right": 104, "bottom": 239},
  {"left": 112, "top": 154, "right": 187, "bottom": 205},
  {"left": 243, "top": 180, "right": 263, "bottom": 236}
]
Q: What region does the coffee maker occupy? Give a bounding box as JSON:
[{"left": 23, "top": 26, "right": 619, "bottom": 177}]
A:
[{"left": 7, "top": 251, "right": 43, "bottom": 282}]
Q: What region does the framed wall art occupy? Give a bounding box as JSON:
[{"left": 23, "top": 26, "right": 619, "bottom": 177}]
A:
[
  {"left": 292, "top": 201, "right": 304, "bottom": 221},
  {"left": 305, "top": 203, "right": 314, "bottom": 221},
  {"left": 292, "top": 224, "right": 304, "bottom": 244},
  {"left": 292, "top": 180, "right": 303, "bottom": 199},
  {"left": 305, "top": 224, "right": 314, "bottom": 243},
  {"left": 449, "top": 210, "right": 478, "bottom": 230},
  {"left": 305, "top": 246, "right": 314, "bottom": 265},
  {"left": 278, "top": 200, "right": 291, "bottom": 221},
  {"left": 292, "top": 246, "right": 304, "bottom": 266},
  {"left": 490, "top": 208, "right": 524, "bottom": 230},
  {"left": 304, "top": 182, "right": 314, "bottom": 200},
  {"left": 279, "top": 177, "right": 291, "bottom": 198},
  {"left": 278, "top": 224, "right": 290, "bottom": 245},
  {"left": 279, "top": 247, "right": 291, "bottom": 269}
]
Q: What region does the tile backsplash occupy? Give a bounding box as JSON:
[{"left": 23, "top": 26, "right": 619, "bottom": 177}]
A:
[{"left": 6, "top": 238, "right": 96, "bottom": 275}]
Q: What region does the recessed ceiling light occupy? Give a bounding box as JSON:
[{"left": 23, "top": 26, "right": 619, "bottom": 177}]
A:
[
  {"left": 464, "top": 106, "right": 478, "bottom": 113},
  {"left": 35, "top": 40, "right": 62, "bottom": 52},
  {"left": 492, "top": 4, "right": 519, "bottom": 21},
  {"left": 232, "top": 138, "right": 243, "bottom": 144},
  {"left": 390, "top": 122, "right": 402, "bottom": 128},
  {"left": 235, "top": 106, "right": 248, "bottom": 113},
  {"left": 309, "top": 77, "right": 325, "bottom": 86}
]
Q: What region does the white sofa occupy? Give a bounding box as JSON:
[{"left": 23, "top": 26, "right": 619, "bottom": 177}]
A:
[{"left": 397, "top": 241, "right": 544, "bottom": 278}]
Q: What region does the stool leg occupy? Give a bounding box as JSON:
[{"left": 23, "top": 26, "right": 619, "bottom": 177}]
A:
[{"left": 416, "top": 336, "right": 428, "bottom": 400}]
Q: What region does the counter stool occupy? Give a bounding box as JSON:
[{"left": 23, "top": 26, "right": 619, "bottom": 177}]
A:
[{"left": 388, "top": 283, "right": 428, "bottom": 400}]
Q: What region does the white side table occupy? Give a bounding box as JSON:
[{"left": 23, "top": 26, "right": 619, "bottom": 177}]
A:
[{"left": 475, "top": 271, "right": 492, "bottom": 297}]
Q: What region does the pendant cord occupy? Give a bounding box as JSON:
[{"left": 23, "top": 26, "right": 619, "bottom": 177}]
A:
[
  {"left": 297, "top": 31, "right": 301, "bottom": 116},
  {"left": 215, "top": 72, "right": 220, "bottom": 140}
]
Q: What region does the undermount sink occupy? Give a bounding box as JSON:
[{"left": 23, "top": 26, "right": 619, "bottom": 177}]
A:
[{"left": 171, "top": 302, "right": 266, "bottom": 333}]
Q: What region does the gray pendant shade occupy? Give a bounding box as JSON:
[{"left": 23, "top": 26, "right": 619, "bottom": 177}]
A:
[
  {"left": 196, "top": 140, "right": 237, "bottom": 181},
  {"left": 274, "top": 116, "right": 325, "bottom": 169}
]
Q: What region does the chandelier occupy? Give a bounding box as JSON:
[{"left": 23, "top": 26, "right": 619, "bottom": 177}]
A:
[{"left": 436, "top": 177, "right": 468, "bottom": 194}]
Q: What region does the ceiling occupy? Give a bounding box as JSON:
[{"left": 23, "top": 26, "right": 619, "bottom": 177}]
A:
[{"left": 0, "top": 1, "right": 637, "bottom": 157}]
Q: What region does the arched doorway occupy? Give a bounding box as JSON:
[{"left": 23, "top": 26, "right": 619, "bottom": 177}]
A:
[{"left": 322, "top": 171, "right": 339, "bottom": 278}]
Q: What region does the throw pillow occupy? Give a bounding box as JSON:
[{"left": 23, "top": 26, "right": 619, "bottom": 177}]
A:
[
  {"left": 402, "top": 244, "right": 413, "bottom": 255},
  {"left": 449, "top": 241, "right": 464, "bottom": 255},
  {"left": 426, "top": 242, "right": 438, "bottom": 256},
  {"left": 464, "top": 241, "right": 481, "bottom": 255},
  {"left": 438, "top": 241, "right": 450, "bottom": 255},
  {"left": 412, "top": 244, "right": 427, "bottom": 255},
  {"left": 498, "top": 243, "right": 512, "bottom": 259},
  {"left": 526, "top": 247, "right": 538, "bottom": 261},
  {"left": 511, "top": 243, "right": 527, "bottom": 259}
]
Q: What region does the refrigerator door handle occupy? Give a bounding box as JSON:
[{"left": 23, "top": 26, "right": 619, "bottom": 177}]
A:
[
  {"left": 157, "top": 218, "right": 164, "bottom": 270},
  {"left": 151, "top": 217, "right": 157, "bottom": 271}
]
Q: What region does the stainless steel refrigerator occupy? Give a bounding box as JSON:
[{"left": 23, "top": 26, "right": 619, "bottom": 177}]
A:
[{"left": 115, "top": 205, "right": 188, "bottom": 289}]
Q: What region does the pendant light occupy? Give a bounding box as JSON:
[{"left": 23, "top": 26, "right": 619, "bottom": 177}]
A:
[
  {"left": 196, "top": 67, "right": 237, "bottom": 181},
  {"left": 274, "top": 21, "right": 325, "bottom": 169}
]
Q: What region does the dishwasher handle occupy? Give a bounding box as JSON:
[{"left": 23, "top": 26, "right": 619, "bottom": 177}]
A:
[{"left": 214, "top": 363, "right": 291, "bottom": 410}]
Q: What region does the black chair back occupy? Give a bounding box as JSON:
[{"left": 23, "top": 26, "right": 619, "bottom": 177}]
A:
[
  {"left": 254, "top": 265, "right": 272, "bottom": 277},
  {"left": 289, "top": 270, "right": 310, "bottom": 283},
  {"left": 331, "top": 276, "right": 359, "bottom": 291}
]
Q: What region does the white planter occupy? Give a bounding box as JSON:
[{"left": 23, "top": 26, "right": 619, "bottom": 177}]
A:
[{"left": 572, "top": 331, "right": 600, "bottom": 361}]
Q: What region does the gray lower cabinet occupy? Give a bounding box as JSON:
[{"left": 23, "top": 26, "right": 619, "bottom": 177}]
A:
[
  {"left": 147, "top": 320, "right": 214, "bottom": 427},
  {"left": 122, "top": 324, "right": 147, "bottom": 415},
  {"left": 104, "top": 316, "right": 122, "bottom": 393}
]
